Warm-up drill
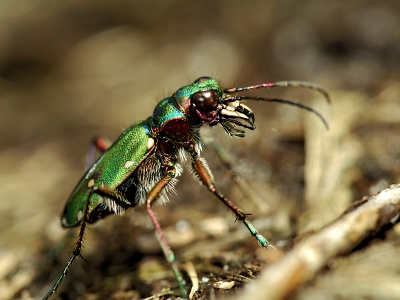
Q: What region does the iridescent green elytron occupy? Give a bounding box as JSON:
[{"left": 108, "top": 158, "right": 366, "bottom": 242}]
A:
[{"left": 43, "top": 77, "right": 329, "bottom": 299}]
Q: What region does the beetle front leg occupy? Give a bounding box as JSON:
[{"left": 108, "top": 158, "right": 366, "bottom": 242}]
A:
[
  {"left": 208, "top": 135, "right": 270, "bottom": 212},
  {"left": 145, "top": 165, "right": 188, "bottom": 299},
  {"left": 188, "top": 150, "right": 274, "bottom": 249}
]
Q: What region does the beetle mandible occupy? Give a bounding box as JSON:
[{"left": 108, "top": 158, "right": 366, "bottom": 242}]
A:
[{"left": 43, "top": 76, "right": 329, "bottom": 299}]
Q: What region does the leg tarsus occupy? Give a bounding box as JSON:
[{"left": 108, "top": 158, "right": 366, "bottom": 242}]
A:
[{"left": 243, "top": 219, "right": 275, "bottom": 249}]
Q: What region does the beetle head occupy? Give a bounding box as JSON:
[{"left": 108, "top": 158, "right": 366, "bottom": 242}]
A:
[
  {"left": 174, "top": 77, "right": 255, "bottom": 138},
  {"left": 174, "top": 76, "right": 329, "bottom": 138}
]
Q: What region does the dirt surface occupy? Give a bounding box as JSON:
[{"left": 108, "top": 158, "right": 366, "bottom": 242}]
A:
[{"left": 1, "top": 1, "right": 400, "bottom": 299}]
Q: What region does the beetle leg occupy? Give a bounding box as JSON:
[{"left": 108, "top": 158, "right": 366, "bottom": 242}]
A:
[
  {"left": 43, "top": 190, "right": 94, "bottom": 300},
  {"left": 145, "top": 165, "right": 188, "bottom": 299},
  {"left": 85, "top": 137, "right": 111, "bottom": 171},
  {"left": 44, "top": 139, "right": 115, "bottom": 299},
  {"left": 93, "top": 185, "right": 132, "bottom": 207},
  {"left": 208, "top": 135, "right": 270, "bottom": 213},
  {"left": 188, "top": 149, "right": 274, "bottom": 249}
]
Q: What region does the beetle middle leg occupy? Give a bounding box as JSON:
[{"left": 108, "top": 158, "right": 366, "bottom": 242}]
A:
[
  {"left": 93, "top": 168, "right": 188, "bottom": 297},
  {"left": 145, "top": 164, "right": 188, "bottom": 299}
]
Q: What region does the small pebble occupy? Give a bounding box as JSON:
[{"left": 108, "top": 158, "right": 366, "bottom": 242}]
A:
[{"left": 213, "top": 281, "right": 235, "bottom": 289}]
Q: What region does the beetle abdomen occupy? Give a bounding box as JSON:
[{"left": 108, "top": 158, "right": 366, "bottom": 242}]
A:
[{"left": 61, "top": 121, "right": 155, "bottom": 227}]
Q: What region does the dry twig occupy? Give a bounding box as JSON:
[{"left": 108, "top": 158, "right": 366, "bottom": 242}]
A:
[{"left": 235, "top": 184, "right": 400, "bottom": 300}]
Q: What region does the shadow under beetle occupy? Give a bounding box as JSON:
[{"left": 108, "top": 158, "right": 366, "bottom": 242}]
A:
[{"left": 43, "top": 77, "right": 330, "bottom": 299}]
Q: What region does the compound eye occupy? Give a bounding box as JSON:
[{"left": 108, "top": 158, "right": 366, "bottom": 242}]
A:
[
  {"left": 194, "top": 76, "right": 211, "bottom": 84},
  {"left": 192, "top": 90, "right": 219, "bottom": 112}
]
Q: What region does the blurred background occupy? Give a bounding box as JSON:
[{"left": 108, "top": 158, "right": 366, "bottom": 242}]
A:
[{"left": 0, "top": 0, "right": 400, "bottom": 299}]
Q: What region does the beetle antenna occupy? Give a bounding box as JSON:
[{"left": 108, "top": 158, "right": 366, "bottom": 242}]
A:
[
  {"left": 224, "top": 81, "right": 331, "bottom": 104},
  {"left": 233, "top": 96, "right": 329, "bottom": 130}
]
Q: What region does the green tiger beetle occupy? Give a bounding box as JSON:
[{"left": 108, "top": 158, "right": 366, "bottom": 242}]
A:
[{"left": 43, "top": 77, "right": 329, "bottom": 299}]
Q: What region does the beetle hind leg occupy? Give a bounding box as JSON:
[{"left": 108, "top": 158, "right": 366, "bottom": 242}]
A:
[
  {"left": 43, "top": 190, "right": 94, "bottom": 300},
  {"left": 85, "top": 137, "right": 111, "bottom": 171}
]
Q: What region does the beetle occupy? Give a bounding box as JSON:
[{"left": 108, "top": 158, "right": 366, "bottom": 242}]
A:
[{"left": 43, "top": 76, "right": 329, "bottom": 299}]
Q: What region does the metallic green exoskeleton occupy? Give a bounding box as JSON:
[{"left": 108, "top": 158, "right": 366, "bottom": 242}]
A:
[{"left": 43, "top": 77, "right": 329, "bottom": 300}]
